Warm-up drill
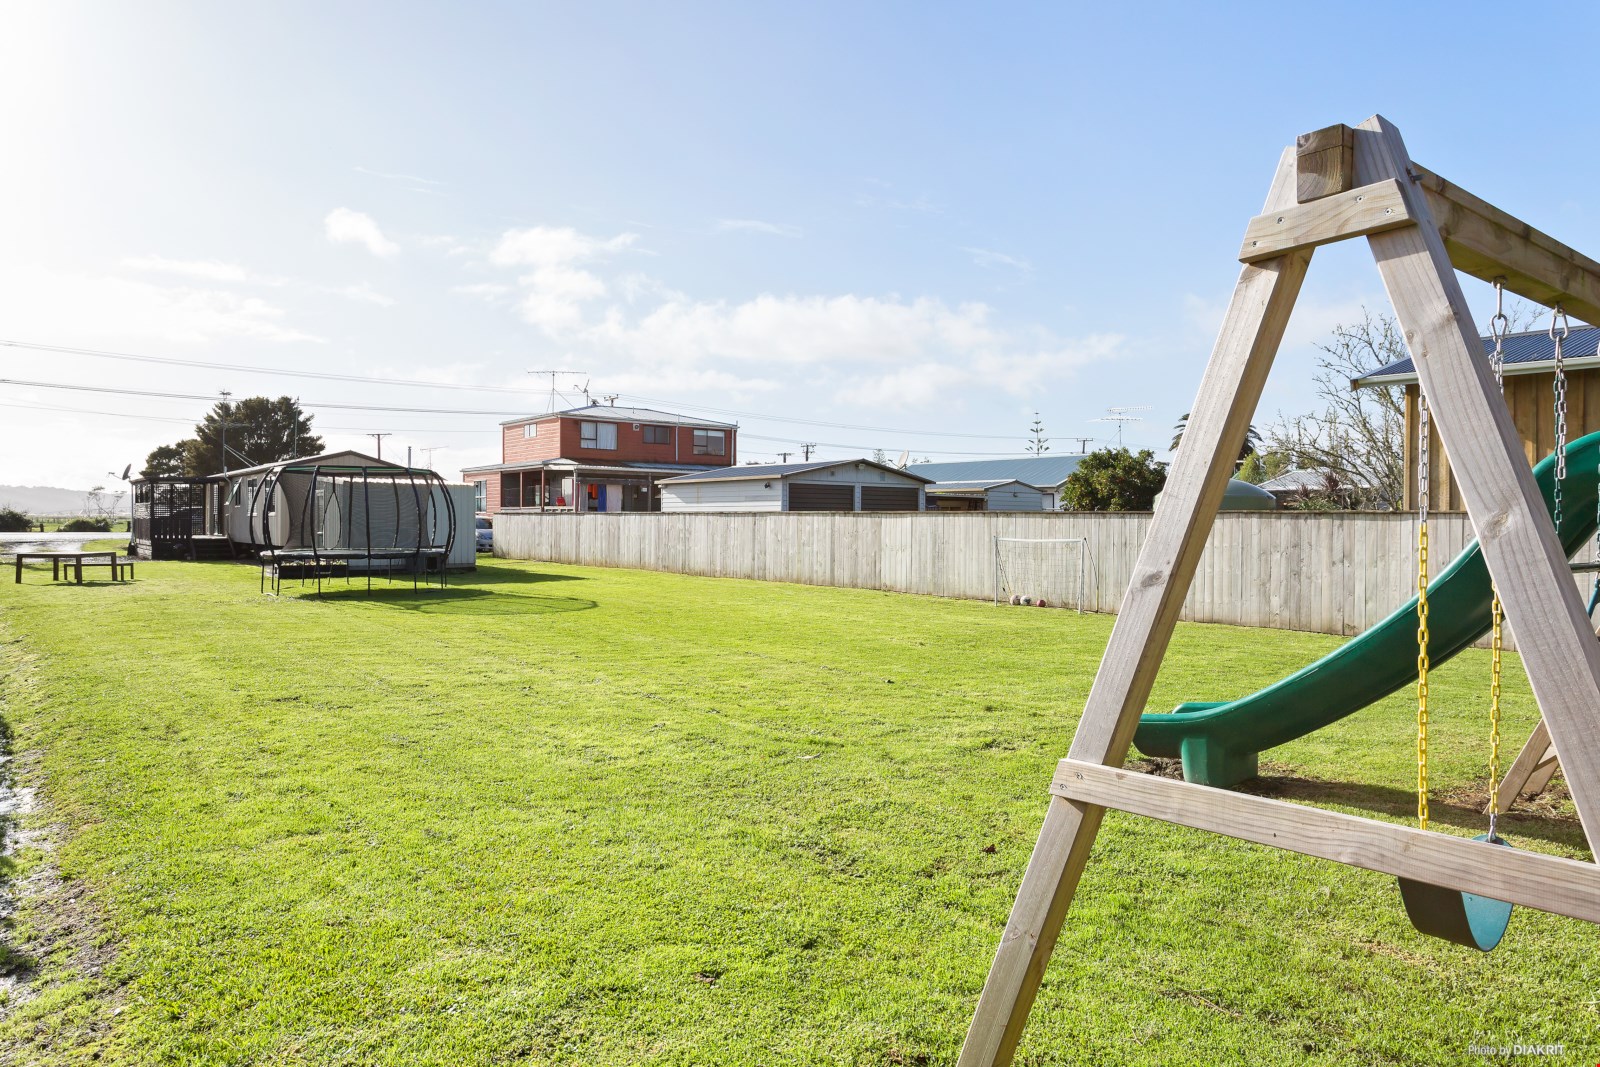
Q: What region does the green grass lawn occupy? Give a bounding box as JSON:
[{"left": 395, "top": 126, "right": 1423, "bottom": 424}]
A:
[{"left": 0, "top": 557, "right": 1595, "bottom": 1065}]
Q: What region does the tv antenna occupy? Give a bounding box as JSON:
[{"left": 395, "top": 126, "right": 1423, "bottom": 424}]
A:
[
  {"left": 527, "top": 369, "right": 587, "bottom": 413},
  {"left": 1091, "top": 405, "right": 1151, "bottom": 447}
]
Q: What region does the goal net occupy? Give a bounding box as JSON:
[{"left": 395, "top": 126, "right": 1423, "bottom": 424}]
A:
[{"left": 993, "top": 536, "right": 1091, "bottom": 612}]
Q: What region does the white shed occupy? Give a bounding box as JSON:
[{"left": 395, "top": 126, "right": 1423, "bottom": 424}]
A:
[
  {"left": 926, "top": 479, "right": 1052, "bottom": 512},
  {"left": 659, "top": 459, "right": 930, "bottom": 512}
]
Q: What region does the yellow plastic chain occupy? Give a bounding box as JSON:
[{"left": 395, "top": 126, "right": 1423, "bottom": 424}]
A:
[
  {"left": 1416, "top": 520, "right": 1430, "bottom": 829},
  {"left": 1416, "top": 396, "right": 1431, "bottom": 831},
  {"left": 1485, "top": 279, "right": 1507, "bottom": 836},
  {"left": 1488, "top": 596, "right": 1503, "bottom": 832}
]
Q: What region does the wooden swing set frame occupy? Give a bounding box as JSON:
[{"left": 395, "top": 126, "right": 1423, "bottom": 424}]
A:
[{"left": 958, "top": 115, "right": 1600, "bottom": 1066}]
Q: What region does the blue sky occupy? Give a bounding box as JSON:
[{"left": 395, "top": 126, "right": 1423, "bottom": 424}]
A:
[{"left": 4, "top": 0, "right": 1599, "bottom": 488}]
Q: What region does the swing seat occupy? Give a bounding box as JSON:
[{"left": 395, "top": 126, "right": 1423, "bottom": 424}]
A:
[{"left": 1396, "top": 834, "right": 1514, "bottom": 951}]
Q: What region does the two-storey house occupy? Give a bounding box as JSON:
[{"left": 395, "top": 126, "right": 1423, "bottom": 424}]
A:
[{"left": 461, "top": 404, "right": 738, "bottom": 515}]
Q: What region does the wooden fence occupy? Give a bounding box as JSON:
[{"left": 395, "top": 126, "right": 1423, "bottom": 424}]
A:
[{"left": 492, "top": 509, "right": 1585, "bottom": 646}]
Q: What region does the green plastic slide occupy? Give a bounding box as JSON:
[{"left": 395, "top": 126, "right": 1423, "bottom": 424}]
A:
[{"left": 1133, "top": 430, "right": 1600, "bottom": 787}]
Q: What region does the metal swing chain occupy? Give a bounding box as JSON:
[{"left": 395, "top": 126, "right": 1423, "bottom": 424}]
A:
[
  {"left": 1486, "top": 280, "right": 1510, "bottom": 836},
  {"left": 1416, "top": 394, "right": 1431, "bottom": 830},
  {"left": 1552, "top": 305, "right": 1570, "bottom": 534}
]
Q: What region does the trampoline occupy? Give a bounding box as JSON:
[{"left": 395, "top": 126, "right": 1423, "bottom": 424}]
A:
[{"left": 246, "top": 462, "right": 456, "bottom": 596}]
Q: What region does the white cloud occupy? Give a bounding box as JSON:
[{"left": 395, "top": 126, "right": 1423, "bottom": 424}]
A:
[
  {"left": 0, "top": 263, "right": 323, "bottom": 344},
  {"left": 716, "top": 219, "right": 803, "bottom": 238},
  {"left": 324, "top": 208, "right": 399, "bottom": 257},
  {"left": 965, "top": 247, "right": 1032, "bottom": 273},
  {"left": 121, "top": 255, "right": 265, "bottom": 284},
  {"left": 332, "top": 282, "right": 395, "bottom": 307},
  {"left": 451, "top": 282, "right": 512, "bottom": 299},
  {"left": 354, "top": 165, "right": 444, "bottom": 187},
  {"left": 480, "top": 221, "right": 1120, "bottom": 417},
  {"left": 516, "top": 266, "right": 608, "bottom": 331},
  {"left": 490, "top": 226, "right": 636, "bottom": 268}
]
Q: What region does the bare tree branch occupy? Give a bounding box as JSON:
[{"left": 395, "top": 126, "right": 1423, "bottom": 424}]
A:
[{"left": 1267, "top": 309, "right": 1407, "bottom": 510}]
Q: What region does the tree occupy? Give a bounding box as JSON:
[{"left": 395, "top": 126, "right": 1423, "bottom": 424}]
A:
[
  {"left": 1026, "top": 413, "right": 1050, "bottom": 455},
  {"left": 1265, "top": 311, "right": 1406, "bottom": 510},
  {"left": 1235, "top": 449, "right": 1291, "bottom": 485},
  {"left": 1061, "top": 448, "right": 1167, "bottom": 511},
  {"left": 141, "top": 443, "right": 189, "bottom": 479},
  {"left": 145, "top": 396, "right": 322, "bottom": 478},
  {"left": 1170, "top": 412, "right": 1259, "bottom": 466}
]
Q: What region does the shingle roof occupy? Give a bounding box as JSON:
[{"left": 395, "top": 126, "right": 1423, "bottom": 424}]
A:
[
  {"left": 905, "top": 455, "right": 1085, "bottom": 487},
  {"left": 660, "top": 459, "right": 933, "bottom": 484},
  {"left": 498, "top": 405, "right": 737, "bottom": 429},
  {"left": 1353, "top": 325, "right": 1600, "bottom": 386}
]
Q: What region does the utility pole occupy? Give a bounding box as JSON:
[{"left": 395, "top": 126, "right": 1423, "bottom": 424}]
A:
[
  {"left": 601, "top": 394, "right": 619, "bottom": 407},
  {"left": 219, "top": 390, "right": 235, "bottom": 473},
  {"left": 801, "top": 442, "right": 817, "bottom": 460},
  {"left": 1066, "top": 436, "right": 1095, "bottom": 454},
  {"left": 367, "top": 432, "right": 391, "bottom": 460},
  {"left": 776, "top": 451, "right": 793, "bottom": 462}
]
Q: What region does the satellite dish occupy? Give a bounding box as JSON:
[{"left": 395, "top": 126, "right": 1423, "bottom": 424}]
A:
[
  {"left": 119, "top": 464, "right": 132, "bottom": 480},
  {"left": 895, "top": 450, "right": 910, "bottom": 468}
]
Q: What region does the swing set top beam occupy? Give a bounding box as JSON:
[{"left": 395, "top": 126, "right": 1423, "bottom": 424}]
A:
[{"left": 1417, "top": 164, "right": 1600, "bottom": 328}]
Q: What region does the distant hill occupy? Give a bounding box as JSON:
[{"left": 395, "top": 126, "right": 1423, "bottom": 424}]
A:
[{"left": 0, "top": 485, "right": 114, "bottom": 516}]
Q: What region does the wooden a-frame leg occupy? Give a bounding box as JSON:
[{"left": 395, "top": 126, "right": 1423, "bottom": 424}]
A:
[
  {"left": 1493, "top": 719, "right": 1557, "bottom": 811},
  {"left": 1357, "top": 116, "right": 1600, "bottom": 852},
  {"left": 956, "top": 149, "right": 1312, "bottom": 1067}
]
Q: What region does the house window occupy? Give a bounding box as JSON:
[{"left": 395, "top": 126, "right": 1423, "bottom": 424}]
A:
[
  {"left": 473, "top": 480, "right": 486, "bottom": 512},
  {"left": 693, "top": 429, "right": 726, "bottom": 456},
  {"left": 580, "top": 421, "right": 618, "bottom": 449},
  {"left": 523, "top": 424, "right": 538, "bottom": 439},
  {"left": 643, "top": 425, "right": 671, "bottom": 445}
]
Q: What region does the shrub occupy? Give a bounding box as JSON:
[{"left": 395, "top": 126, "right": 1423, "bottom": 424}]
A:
[
  {"left": 0, "top": 507, "right": 31, "bottom": 533},
  {"left": 60, "top": 517, "right": 112, "bottom": 532},
  {"left": 1061, "top": 448, "right": 1168, "bottom": 511}
]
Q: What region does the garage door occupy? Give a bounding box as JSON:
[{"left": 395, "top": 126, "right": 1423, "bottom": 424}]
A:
[
  {"left": 859, "top": 486, "right": 921, "bottom": 511},
  {"left": 787, "top": 483, "right": 856, "bottom": 511}
]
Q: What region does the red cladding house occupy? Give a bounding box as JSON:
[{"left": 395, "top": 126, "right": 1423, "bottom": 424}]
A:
[{"left": 460, "top": 404, "right": 738, "bottom": 515}]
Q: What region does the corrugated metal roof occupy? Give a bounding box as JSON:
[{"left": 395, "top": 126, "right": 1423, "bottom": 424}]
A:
[
  {"left": 1353, "top": 325, "right": 1600, "bottom": 385},
  {"left": 906, "top": 455, "right": 1085, "bottom": 487},
  {"left": 216, "top": 450, "right": 394, "bottom": 479},
  {"left": 926, "top": 479, "right": 1045, "bottom": 492},
  {"left": 459, "top": 459, "right": 716, "bottom": 475},
  {"left": 497, "top": 405, "right": 737, "bottom": 429},
  {"left": 661, "top": 458, "right": 934, "bottom": 484}
]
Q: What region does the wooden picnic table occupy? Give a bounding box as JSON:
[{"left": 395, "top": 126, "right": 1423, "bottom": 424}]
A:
[{"left": 12, "top": 550, "right": 121, "bottom": 584}]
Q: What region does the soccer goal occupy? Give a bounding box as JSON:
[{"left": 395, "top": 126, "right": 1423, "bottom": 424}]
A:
[{"left": 993, "top": 536, "right": 1092, "bottom": 612}]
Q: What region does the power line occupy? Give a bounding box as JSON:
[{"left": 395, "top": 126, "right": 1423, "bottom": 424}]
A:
[
  {"left": 0, "top": 377, "right": 529, "bottom": 416},
  {"left": 613, "top": 392, "right": 1024, "bottom": 440},
  {"left": 0, "top": 338, "right": 1037, "bottom": 441},
  {"left": 0, "top": 338, "right": 549, "bottom": 397}
]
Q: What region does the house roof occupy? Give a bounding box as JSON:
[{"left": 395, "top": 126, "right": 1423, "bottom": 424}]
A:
[
  {"left": 905, "top": 455, "right": 1083, "bottom": 487},
  {"left": 216, "top": 450, "right": 400, "bottom": 479},
  {"left": 498, "top": 404, "right": 738, "bottom": 429},
  {"left": 459, "top": 459, "right": 715, "bottom": 476},
  {"left": 1258, "top": 469, "right": 1375, "bottom": 492},
  {"left": 1352, "top": 324, "right": 1600, "bottom": 387},
  {"left": 925, "top": 479, "right": 1046, "bottom": 494},
  {"left": 659, "top": 458, "right": 934, "bottom": 485}
]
